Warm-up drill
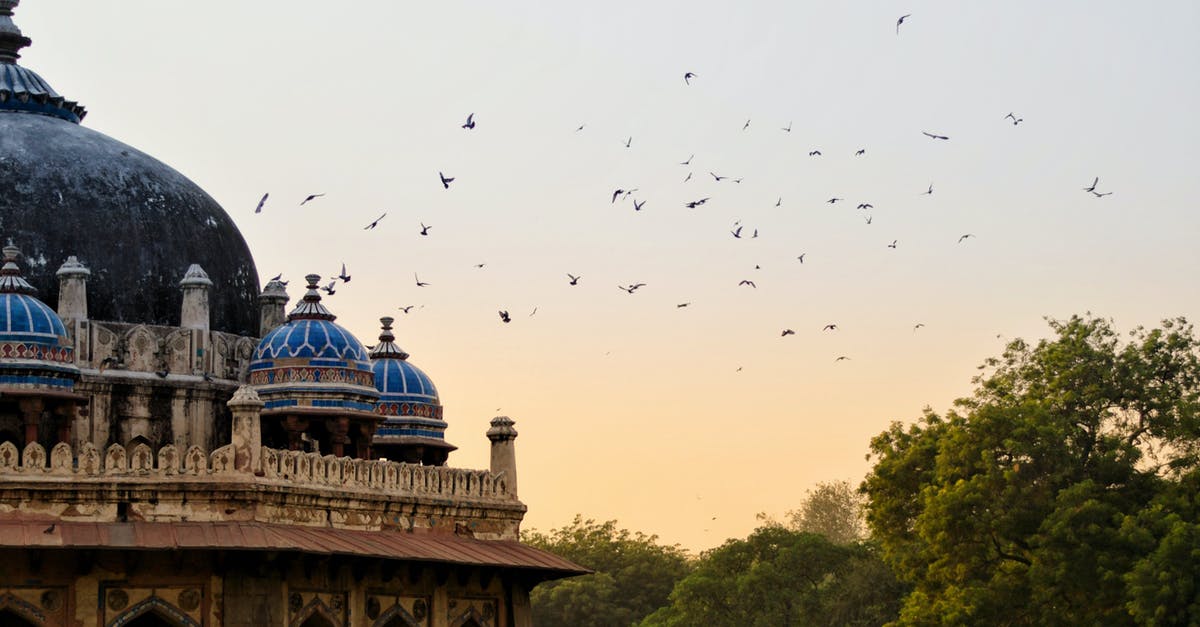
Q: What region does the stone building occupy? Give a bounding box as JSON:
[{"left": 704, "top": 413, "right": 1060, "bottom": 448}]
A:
[{"left": 0, "top": 2, "right": 583, "bottom": 625}]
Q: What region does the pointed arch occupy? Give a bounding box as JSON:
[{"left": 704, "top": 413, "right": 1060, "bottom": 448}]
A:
[
  {"left": 106, "top": 595, "right": 198, "bottom": 627},
  {"left": 291, "top": 597, "right": 340, "bottom": 627},
  {"left": 0, "top": 593, "right": 47, "bottom": 626},
  {"left": 372, "top": 602, "right": 420, "bottom": 627}
]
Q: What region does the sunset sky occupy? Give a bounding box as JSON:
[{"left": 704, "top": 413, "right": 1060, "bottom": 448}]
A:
[{"left": 18, "top": 0, "right": 1200, "bottom": 550}]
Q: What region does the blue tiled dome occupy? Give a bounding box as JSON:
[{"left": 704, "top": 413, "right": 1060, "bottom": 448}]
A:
[
  {"left": 368, "top": 317, "right": 453, "bottom": 464},
  {"left": 0, "top": 245, "right": 78, "bottom": 391},
  {"left": 248, "top": 275, "right": 377, "bottom": 414}
]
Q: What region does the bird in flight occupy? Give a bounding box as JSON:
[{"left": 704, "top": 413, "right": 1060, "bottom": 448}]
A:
[
  {"left": 474, "top": 263, "right": 486, "bottom": 269},
  {"left": 398, "top": 305, "right": 416, "bottom": 314},
  {"left": 254, "top": 193, "right": 269, "bottom": 214},
  {"left": 684, "top": 72, "right": 697, "bottom": 85},
  {"left": 498, "top": 310, "right": 511, "bottom": 323},
  {"left": 827, "top": 197, "right": 843, "bottom": 204},
  {"left": 775, "top": 197, "right": 782, "bottom": 207},
  {"left": 781, "top": 329, "right": 795, "bottom": 337},
  {"left": 809, "top": 150, "right": 822, "bottom": 156},
  {"left": 619, "top": 283, "right": 646, "bottom": 294},
  {"left": 782, "top": 122, "right": 792, "bottom": 132},
  {"left": 575, "top": 123, "right": 585, "bottom": 132},
  {"left": 439, "top": 172, "right": 454, "bottom": 189},
  {"left": 913, "top": 323, "right": 925, "bottom": 331},
  {"left": 888, "top": 240, "right": 897, "bottom": 249},
  {"left": 462, "top": 113, "right": 476, "bottom": 129},
  {"left": 857, "top": 203, "right": 873, "bottom": 210},
  {"left": 686, "top": 198, "right": 710, "bottom": 209},
  {"left": 419, "top": 222, "right": 432, "bottom": 236},
  {"left": 1083, "top": 177, "right": 1099, "bottom": 192},
  {"left": 567, "top": 274, "right": 581, "bottom": 285},
  {"left": 865, "top": 215, "right": 873, "bottom": 225},
  {"left": 337, "top": 263, "right": 351, "bottom": 283},
  {"left": 855, "top": 149, "right": 866, "bottom": 156},
  {"left": 710, "top": 172, "right": 727, "bottom": 182},
  {"left": 364, "top": 213, "right": 387, "bottom": 229},
  {"left": 624, "top": 137, "right": 632, "bottom": 148},
  {"left": 300, "top": 193, "right": 324, "bottom": 206},
  {"left": 676, "top": 302, "right": 690, "bottom": 308},
  {"left": 529, "top": 307, "right": 538, "bottom": 317},
  {"left": 683, "top": 172, "right": 692, "bottom": 183},
  {"left": 633, "top": 199, "right": 646, "bottom": 211},
  {"left": 958, "top": 233, "right": 975, "bottom": 243},
  {"left": 897, "top": 14, "right": 911, "bottom": 34},
  {"left": 680, "top": 154, "right": 693, "bottom": 165},
  {"left": 922, "top": 183, "right": 934, "bottom": 195},
  {"left": 742, "top": 119, "right": 751, "bottom": 131},
  {"left": 1092, "top": 191, "right": 1113, "bottom": 197},
  {"left": 823, "top": 324, "right": 838, "bottom": 331},
  {"left": 796, "top": 253, "right": 805, "bottom": 263},
  {"left": 835, "top": 355, "right": 851, "bottom": 362},
  {"left": 922, "top": 131, "right": 950, "bottom": 140},
  {"left": 414, "top": 274, "right": 430, "bottom": 287},
  {"left": 732, "top": 225, "right": 744, "bottom": 239},
  {"left": 1004, "top": 112, "right": 1023, "bottom": 126},
  {"left": 738, "top": 280, "right": 756, "bottom": 288},
  {"left": 320, "top": 280, "right": 337, "bottom": 295}
]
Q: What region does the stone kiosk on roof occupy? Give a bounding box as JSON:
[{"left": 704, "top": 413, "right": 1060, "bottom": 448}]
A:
[{"left": 0, "top": 3, "right": 584, "bottom": 626}]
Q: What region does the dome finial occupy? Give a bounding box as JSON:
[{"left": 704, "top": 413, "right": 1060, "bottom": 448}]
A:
[
  {"left": 370, "top": 316, "right": 410, "bottom": 360},
  {"left": 0, "top": 0, "right": 32, "bottom": 64},
  {"left": 285, "top": 273, "right": 336, "bottom": 321},
  {"left": 0, "top": 243, "right": 37, "bottom": 294}
]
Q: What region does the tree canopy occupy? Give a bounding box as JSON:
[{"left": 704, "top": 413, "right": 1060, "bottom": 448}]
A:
[
  {"left": 523, "top": 516, "right": 691, "bottom": 627},
  {"left": 785, "top": 479, "right": 866, "bottom": 544},
  {"left": 862, "top": 315, "right": 1200, "bottom": 625}
]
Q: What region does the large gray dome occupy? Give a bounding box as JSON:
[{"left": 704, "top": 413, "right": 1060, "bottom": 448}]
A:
[
  {"left": 0, "top": 1, "right": 260, "bottom": 335},
  {"left": 0, "top": 114, "right": 261, "bottom": 335}
]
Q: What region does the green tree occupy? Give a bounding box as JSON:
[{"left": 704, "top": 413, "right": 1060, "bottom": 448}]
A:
[
  {"left": 785, "top": 479, "right": 866, "bottom": 544},
  {"left": 862, "top": 316, "right": 1200, "bottom": 625},
  {"left": 523, "top": 516, "right": 691, "bottom": 627},
  {"left": 640, "top": 527, "right": 905, "bottom": 627}
]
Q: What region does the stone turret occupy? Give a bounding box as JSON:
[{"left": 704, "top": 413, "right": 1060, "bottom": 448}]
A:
[
  {"left": 258, "top": 279, "right": 289, "bottom": 335},
  {"left": 487, "top": 416, "right": 519, "bottom": 498},
  {"left": 228, "top": 385, "right": 263, "bottom": 474},
  {"left": 55, "top": 256, "right": 89, "bottom": 322},
  {"left": 179, "top": 264, "right": 213, "bottom": 331}
]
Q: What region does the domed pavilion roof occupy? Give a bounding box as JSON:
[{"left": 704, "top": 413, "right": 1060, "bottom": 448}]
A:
[
  {"left": 0, "top": 244, "right": 78, "bottom": 393},
  {"left": 0, "top": 1, "right": 260, "bottom": 335},
  {"left": 369, "top": 317, "right": 454, "bottom": 464}
]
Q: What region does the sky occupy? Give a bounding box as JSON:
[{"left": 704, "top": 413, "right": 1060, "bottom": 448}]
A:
[{"left": 15, "top": 0, "right": 1200, "bottom": 551}]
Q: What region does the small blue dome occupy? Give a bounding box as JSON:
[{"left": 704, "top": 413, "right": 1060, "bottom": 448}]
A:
[
  {"left": 248, "top": 275, "right": 377, "bottom": 412},
  {"left": 373, "top": 358, "right": 442, "bottom": 419},
  {"left": 0, "top": 245, "right": 78, "bottom": 390},
  {"left": 368, "top": 317, "right": 453, "bottom": 464}
]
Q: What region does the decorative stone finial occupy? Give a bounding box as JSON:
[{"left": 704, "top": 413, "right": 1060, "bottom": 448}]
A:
[
  {"left": 487, "top": 416, "right": 518, "bottom": 442},
  {"left": 260, "top": 279, "right": 288, "bottom": 300},
  {"left": 369, "top": 316, "right": 410, "bottom": 360},
  {"left": 55, "top": 256, "right": 91, "bottom": 278},
  {"left": 0, "top": 244, "right": 36, "bottom": 294},
  {"left": 227, "top": 385, "right": 264, "bottom": 410},
  {"left": 179, "top": 263, "right": 213, "bottom": 288},
  {"left": 0, "top": 1, "right": 31, "bottom": 65}
]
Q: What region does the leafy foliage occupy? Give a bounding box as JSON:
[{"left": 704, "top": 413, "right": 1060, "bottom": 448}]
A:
[
  {"left": 523, "top": 516, "right": 691, "bottom": 627},
  {"left": 862, "top": 316, "right": 1200, "bottom": 625},
  {"left": 640, "top": 527, "right": 905, "bottom": 627},
  {"left": 785, "top": 479, "right": 866, "bottom": 544}
]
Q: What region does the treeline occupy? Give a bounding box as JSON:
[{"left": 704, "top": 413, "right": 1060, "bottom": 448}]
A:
[{"left": 525, "top": 316, "right": 1200, "bottom": 626}]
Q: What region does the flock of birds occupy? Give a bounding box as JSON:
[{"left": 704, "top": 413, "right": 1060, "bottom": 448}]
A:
[{"left": 249, "top": 12, "right": 1115, "bottom": 367}]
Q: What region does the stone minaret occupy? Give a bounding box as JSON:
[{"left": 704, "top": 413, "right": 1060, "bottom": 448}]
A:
[
  {"left": 258, "top": 279, "right": 289, "bottom": 336},
  {"left": 179, "top": 264, "right": 213, "bottom": 330},
  {"left": 55, "top": 256, "right": 89, "bottom": 322},
  {"left": 487, "top": 416, "right": 519, "bottom": 498}
]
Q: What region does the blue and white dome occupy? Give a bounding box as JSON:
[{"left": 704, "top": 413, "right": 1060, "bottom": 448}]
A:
[
  {"left": 369, "top": 317, "right": 454, "bottom": 465},
  {"left": 0, "top": 244, "right": 79, "bottom": 392},
  {"left": 248, "top": 275, "right": 378, "bottom": 416}
]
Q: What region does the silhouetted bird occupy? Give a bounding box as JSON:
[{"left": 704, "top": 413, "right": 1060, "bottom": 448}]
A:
[
  {"left": 922, "top": 183, "right": 934, "bottom": 195},
  {"left": 958, "top": 233, "right": 975, "bottom": 243},
  {"left": 337, "top": 263, "right": 351, "bottom": 283},
  {"left": 439, "top": 172, "right": 454, "bottom": 189},
  {"left": 865, "top": 215, "right": 873, "bottom": 224},
  {"left": 922, "top": 131, "right": 949, "bottom": 140},
  {"left": 364, "top": 213, "right": 387, "bottom": 229},
  {"left": 398, "top": 305, "right": 415, "bottom": 313},
  {"left": 827, "top": 198, "right": 842, "bottom": 204},
  {"left": 1004, "top": 112, "right": 1023, "bottom": 125},
  {"left": 677, "top": 303, "right": 690, "bottom": 308},
  {"left": 809, "top": 150, "right": 822, "bottom": 156},
  {"left": 254, "top": 193, "right": 268, "bottom": 214},
  {"left": 462, "top": 113, "right": 475, "bottom": 129},
  {"left": 823, "top": 324, "right": 838, "bottom": 331},
  {"left": 43, "top": 524, "right": 55, "bottom": 534},
  {"left": 888, "top": 240, "right": 897, "bottom": 248},
  {"left": 419, "top": 222, "right": 431, "bottom": 236},
  {"left": 680, "top": 154, "right": 693, "bottom": 165},
  {"left": 710, "top": 172, "right": 727, "bottom": 182},
  {"left": 738, "top": 280, "right": 756, "bottom": 288},
  {"left": 835, "top": 355, "right": 851, "bottom": 362},
  {"left": 686, "top": 198, "right": 710, "bottom": 209},
  {"left": 914, "top": 323, "right": 925, "bottom": 331},
  {"left": 775, "top": 197, "right": 782, "bottom": 207},
  {"left": 300, "top": 193, "right": 324, "bottom": 206},
  {"left": 415, "top": 274, "right": 430, "bottom": 287},
  {"left": 855, "top": 149, "right": 866, "bottom": 156},
  {"left": 619, "top": 283, "right": 646, "bottom": 294},
  {"left": 567, "top": 274, "right": 581, "bottom": 285},
  {"left": 683, "top": 172, "right": 692, "bottom": 182},
  {"left": 498, "top": 310, "right": 511, "bottom": 323},
  {"left": 732, "top": 226, "right": 743, "bottom": 239},
  {"left": 624, "top": 137, "right": 632, "bottom": 148},
  {"left": 797, "top": 253, "right": 805, "bottom": 263},
  {"left": 742, "top": 119, "right": 751, "bottom": 131},
  {"left": 684, "top": 72, "right": 697, "bottom": 85},
  {"left": 1092, "top": 191, "right": 1113, "bottom": 197},
  {"left": 320, "top": 280, "right": 336, "bottom": 295},
  {"left": 1084, "top": 177, "right": 1099, "bottom": 192},
  {"left": 857, "top": 203, "right": 873, "bottom": 210},
  {"left": 781, "top": 329, "right": 795, "bottom": 337},
  {"left": 576, "top": 123, "right": 585, "bottom": 132},
  {"left": 897, "top": 14, "right": 911, "bottom": 34},
  {"left": 782, "top": 122, "right": 792, "bottom": 132},
  {"left": 633, "top": 199, "right": 646, "bottom": 211}
]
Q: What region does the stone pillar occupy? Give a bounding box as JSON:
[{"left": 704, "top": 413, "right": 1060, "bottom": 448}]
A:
[
  {"left": 18, "top": 397, "right": 43, "bottom": 447},
  {"left": 487, "top": 416, "right": 519, "bottom": 498},
  {"left": 258, "top": 279, "right": 289, "bottom": 336},
  {"left": 329, "top": 416, "right": 350, "bottom": 458},
  {"left": 179, "top": 264, "right": 213, "bottom": 331},
  {"left": 55, "top": 256, "right": 90, "bottom": 322},
  {"left": 228, "top": 386, "right": 264, "bottom": 474}
]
